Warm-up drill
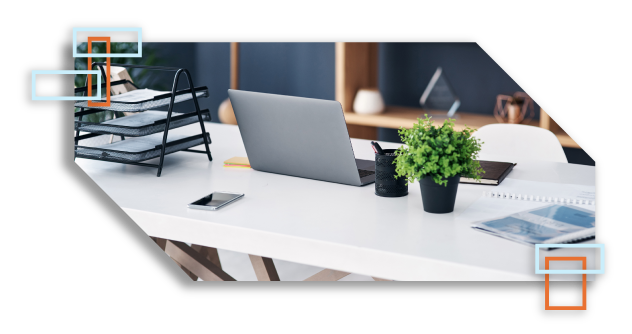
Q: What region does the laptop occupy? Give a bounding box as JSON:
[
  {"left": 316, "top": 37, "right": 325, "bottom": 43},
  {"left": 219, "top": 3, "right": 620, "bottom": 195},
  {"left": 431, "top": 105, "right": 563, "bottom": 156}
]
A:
[{"left": 228, "top": 89, "right": 376, "bottom": 186}]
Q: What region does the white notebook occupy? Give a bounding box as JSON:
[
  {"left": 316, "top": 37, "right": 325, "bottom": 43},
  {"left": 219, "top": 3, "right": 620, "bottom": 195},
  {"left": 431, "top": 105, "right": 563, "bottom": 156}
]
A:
[
  {"left": 481, "top": 179, "right": 595, "bottom": 206},
  {"left": 470, "top": 204, "right": 595, "bottom": 247},
  {"left": 458, "top": 179, "right": 596, "bottom": 247}
]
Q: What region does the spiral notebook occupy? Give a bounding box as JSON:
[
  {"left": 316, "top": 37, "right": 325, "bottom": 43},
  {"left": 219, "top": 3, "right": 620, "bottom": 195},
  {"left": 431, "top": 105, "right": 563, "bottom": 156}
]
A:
[
  {"left": 481, "top": 178, "right": 595, "bottom": 205},
  {"left": 471, "top": 204, "right": 595, "bottom": 248},
  {"left": 459, "top": 179, "right": 596, "bottom": 248}
]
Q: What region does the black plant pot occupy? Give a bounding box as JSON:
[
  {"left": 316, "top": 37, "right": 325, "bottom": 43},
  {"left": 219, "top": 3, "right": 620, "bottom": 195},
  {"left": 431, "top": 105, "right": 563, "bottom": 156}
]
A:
[{"left": 419, "top": 174, "right": 460, "bottom": 214}]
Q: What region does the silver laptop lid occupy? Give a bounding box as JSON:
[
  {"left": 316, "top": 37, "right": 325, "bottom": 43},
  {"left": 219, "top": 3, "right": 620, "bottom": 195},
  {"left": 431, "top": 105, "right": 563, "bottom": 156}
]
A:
[{"left": 228, "top": 89, "right": 362, "bottom": 186}]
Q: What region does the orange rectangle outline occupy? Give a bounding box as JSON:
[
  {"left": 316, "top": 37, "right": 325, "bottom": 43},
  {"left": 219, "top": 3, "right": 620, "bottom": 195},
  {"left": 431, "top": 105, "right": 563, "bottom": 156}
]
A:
[
  {"left": 545, "top": 257, "right": 586, "bottom": 310},
  {"left": 86, "top": 37, "right": 111, "bottom": 107}
]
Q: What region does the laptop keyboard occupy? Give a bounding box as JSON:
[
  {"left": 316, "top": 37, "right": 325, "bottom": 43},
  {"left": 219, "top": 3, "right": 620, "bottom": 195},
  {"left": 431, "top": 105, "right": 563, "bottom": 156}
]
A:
[{"left": 358, "top": 169, "right": 375, "bottom": 178}]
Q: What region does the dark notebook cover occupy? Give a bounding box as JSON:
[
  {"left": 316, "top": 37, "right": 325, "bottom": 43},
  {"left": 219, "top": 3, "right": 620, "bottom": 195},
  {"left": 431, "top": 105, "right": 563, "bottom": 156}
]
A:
[{"left": 460, "top": 160, "right": 516, "bottom": 185}]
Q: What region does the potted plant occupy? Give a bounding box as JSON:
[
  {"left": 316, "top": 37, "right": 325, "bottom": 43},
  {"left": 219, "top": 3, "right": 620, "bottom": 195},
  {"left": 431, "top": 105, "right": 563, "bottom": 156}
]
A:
[{"left": 394, "top": 115, "right": 483, "bottom": 214}]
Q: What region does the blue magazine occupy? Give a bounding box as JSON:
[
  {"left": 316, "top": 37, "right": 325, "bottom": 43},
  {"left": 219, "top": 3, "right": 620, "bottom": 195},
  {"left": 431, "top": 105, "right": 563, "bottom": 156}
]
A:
[{"left": 471, "top": 204, "right": 595, "bottom": 247}]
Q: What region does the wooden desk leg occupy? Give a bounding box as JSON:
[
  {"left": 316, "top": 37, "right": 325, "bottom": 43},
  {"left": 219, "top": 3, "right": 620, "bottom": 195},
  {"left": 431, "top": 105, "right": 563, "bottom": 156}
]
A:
[
  {"left": 179, "top": 263, "right": 199, "bottom": 281},
  {"left": 152, "top": 238, "right": 385, "bottom": 282},
  {"left": 191, "top": 244, "right": 222, "bottom": 270},
  {"left": 151, "top": 236, "right": 167, "bottom": 250},
  {"left": 151, "top": 237, "right": 235, "bottom": 281},
  {"left": 182, "top": 244, "right": 222, "bottom": 281},
  {"left": 304, "top": 269, "right": 350, "bottom": 281},
  {"left": 151, "top": 237, "right": 198, "bottom": 281},
  {"left": 150, "top": 237, "right": 234, "bottom": 281},
  {"left": 248, "top": 255, "right": 280, "bottom": 281}
]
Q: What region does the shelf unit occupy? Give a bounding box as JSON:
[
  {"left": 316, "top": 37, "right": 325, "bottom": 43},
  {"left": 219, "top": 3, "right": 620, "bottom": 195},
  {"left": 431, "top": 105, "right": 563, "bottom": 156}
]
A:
[
  {"left": 74, "top": 63, "right": 213, "bottom": 176},
  {"left": 334, "top": 42, "right": 579, "bottom": 149}
]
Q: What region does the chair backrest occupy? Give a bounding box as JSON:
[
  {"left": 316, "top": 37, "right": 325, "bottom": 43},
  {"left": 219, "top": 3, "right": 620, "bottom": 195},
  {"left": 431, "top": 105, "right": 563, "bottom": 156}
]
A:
[{"left": 474, "top": 124, "right": 567, "bottom": 163}]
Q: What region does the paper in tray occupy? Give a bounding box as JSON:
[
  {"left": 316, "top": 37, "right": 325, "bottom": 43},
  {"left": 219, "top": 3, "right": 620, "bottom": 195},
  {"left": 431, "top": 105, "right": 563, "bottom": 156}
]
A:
[
  {"left": 76, "top": 110, "right": 209, "bottom": 137},
  {"left": 75, "top": 132, "right": 210, "bottom": 163},
  {"left": 74, "top": 87, "right": 209, "bottom": 112}
]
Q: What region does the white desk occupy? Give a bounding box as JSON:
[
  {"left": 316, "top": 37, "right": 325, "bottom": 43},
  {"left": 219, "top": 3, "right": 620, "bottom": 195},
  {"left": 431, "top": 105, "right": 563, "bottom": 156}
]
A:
[{"left": 76, "top": 123, "right": 596, "bottom": 281}]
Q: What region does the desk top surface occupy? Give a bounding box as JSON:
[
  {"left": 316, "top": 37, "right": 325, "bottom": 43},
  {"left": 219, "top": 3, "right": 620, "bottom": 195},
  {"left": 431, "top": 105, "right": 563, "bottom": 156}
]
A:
[{"left": 77, "top": 123, "right": 595, "bottom": 281}]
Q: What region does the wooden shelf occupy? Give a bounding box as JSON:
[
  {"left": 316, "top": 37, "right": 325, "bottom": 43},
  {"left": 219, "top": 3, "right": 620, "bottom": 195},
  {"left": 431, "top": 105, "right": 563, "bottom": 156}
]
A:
[
  {"left": 343, "top": 105, "right": 579, "bottom": 149},
  {"left": 334, "top": 43, "right": 579, "bottom": 149}
]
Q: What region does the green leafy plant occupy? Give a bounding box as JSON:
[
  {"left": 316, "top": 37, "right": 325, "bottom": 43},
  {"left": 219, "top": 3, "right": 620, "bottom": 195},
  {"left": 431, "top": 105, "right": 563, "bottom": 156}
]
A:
[{"left": 394, "top": 115, "right": 484, "bottom": 186}]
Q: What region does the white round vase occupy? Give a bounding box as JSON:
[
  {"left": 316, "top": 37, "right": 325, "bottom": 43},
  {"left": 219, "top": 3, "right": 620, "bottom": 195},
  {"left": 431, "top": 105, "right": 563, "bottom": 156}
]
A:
[{"left": 353, "top": 88, "right": 385, "bottom": 115}]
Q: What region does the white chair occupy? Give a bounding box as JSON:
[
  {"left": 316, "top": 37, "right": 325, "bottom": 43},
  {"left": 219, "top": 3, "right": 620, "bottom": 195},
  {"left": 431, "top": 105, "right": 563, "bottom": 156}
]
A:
[{"left": 474, "top": 124, "right": 567, "bottom": 163}]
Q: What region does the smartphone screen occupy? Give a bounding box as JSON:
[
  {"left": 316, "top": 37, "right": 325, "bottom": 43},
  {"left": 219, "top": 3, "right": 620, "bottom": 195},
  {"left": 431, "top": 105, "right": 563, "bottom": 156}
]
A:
[{"left": 189, "top": 192, "right": 243, "bottom": 209}]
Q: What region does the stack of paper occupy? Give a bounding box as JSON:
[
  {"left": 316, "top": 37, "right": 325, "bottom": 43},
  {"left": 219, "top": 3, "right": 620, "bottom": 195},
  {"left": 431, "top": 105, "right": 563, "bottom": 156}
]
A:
[
  {"left": 471, "top": 204, "right": 595, "bottom": 246},
  {"left": 224, "top": 157, "right": 251, "bottom": 169},
  {"left": 457, "top": 179, "right": 596, "bottom": 247}
]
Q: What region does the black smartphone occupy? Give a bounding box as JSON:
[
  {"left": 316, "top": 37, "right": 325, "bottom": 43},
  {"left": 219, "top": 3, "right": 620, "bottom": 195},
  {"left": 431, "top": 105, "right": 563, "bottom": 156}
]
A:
[{"left": 187, "top": 192, "right": 244, "bottom": 211}]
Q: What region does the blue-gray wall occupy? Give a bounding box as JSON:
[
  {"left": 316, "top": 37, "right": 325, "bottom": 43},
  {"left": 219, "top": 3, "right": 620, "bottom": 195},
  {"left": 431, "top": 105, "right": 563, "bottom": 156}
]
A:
[
  {"left": 377, "top": 42, "right": 542, "bottom": 143},
  {"left": 146, "top": 42, "right": 335, "bottom": 122},
  {"left": 379, "top": 42, "right": 538, "bottom": 116},
  {"left": 138, "top": 42, "right": 593, "bottom": 165},
  {"left": 147, "top": 42, "right": 531, "bottom": 121}
]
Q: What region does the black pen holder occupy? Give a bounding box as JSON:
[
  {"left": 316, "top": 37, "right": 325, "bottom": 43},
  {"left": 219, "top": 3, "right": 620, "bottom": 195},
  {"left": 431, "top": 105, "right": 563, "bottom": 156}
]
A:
[{"left": 375, "top": 149, "right": 408, "bottom": 197}]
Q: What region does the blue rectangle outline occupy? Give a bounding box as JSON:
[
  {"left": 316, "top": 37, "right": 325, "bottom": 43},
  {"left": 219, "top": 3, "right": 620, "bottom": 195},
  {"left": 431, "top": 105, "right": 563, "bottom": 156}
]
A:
[
  {"left": 32, "top": 70, "right": 101, "bottom": 101},
  {"left": 73, "top": 28, "right": 142, "bottom": 58},
  {"left": 535, "top": 244, "right": 605, "bottom": 274}
]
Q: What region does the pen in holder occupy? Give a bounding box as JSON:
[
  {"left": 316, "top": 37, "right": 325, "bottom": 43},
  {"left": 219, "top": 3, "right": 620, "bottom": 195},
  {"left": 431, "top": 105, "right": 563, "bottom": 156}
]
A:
[{"left": 375, "top": 149, "right": 408, "bottom": 197}]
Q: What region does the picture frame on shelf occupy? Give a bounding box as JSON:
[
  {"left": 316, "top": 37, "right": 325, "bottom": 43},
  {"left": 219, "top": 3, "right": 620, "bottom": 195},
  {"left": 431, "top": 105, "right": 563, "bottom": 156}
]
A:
[{"left": 419, "top": 67, "right": 461, "bottom": 118}]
